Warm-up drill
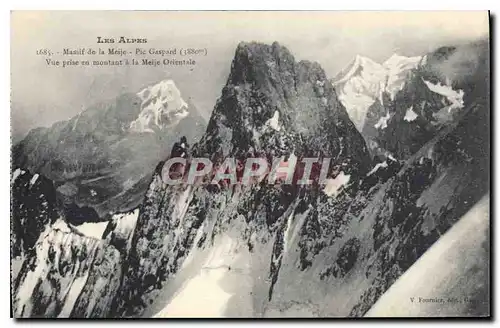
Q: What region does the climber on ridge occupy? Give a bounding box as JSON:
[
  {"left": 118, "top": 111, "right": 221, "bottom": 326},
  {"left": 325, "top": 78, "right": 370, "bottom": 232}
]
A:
[
  {"left": 156, "top": 136, "right": 190, "bottom": 180},
  {"left": 171, "top": 136, "right": 190, "bottom": 159}
]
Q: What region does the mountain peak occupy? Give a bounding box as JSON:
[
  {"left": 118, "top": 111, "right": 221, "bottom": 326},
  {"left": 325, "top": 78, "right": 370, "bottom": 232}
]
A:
[
  {"left": 200, "top": 42, "right": 370, "bottom": 174},
  {"left": 384, "top": 52, "right": 403, "bottom": 61},
  {"left": 332, "top": 55, "right": 384, "bottom": 87},
  {"left": 383, "top": 53, "right": 422, "bottom": 70},
  {"left": 130, "top": 79, "right": 190, "bottom": 133},
  {"left": 355, "top": 54, "right": 381, "bottom": 67},
  {"left": 332, "top": 52, "right": 423, "bottom": 130},
  {"left": 234, "top": 41, "right": 290, "bottom": 57},
  {"left": 227, "top": 41, "right": 296, "bottom": 87},
  {"left": 137, "top": 79, "right": 181, "bottom": 100}
]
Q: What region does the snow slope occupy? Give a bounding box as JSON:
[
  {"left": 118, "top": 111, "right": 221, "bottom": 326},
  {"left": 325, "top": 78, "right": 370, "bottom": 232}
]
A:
[
  {"left": 152, "top": 232, "right": 253, "bottom": 318},
  {"left": 13, "top": 219, "right": 101, "bottom": 317},
  {"left": 332, "top": 55, "right": 387, "bottom": 130},
  {"left": 72, "top": 221, "right": 109, "bottom": 239},
  {"left": 383, "top": 54, "right": 422, "bottom": 100},
  {"left": 366, "top": 195, "right": 489, "bottom": 317}
]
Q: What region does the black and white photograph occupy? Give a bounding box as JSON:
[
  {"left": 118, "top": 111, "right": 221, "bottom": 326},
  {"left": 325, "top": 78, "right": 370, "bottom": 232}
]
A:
[{"left": 9, "top": 11, "right": 491, "bottom": 318}]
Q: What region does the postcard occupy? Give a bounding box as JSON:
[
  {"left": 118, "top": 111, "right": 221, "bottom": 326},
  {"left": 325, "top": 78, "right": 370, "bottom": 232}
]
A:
[{"left": 10, "top": 11, "right": 490, "bottom": 318}]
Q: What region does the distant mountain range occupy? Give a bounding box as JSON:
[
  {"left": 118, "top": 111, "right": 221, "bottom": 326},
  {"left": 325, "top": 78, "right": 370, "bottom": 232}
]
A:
[
  {"left": 12, "top": 79, "right": 207, "bottom": 220},
  {"left": 332, "top": 39, "right": 489, "bottom": 160}
]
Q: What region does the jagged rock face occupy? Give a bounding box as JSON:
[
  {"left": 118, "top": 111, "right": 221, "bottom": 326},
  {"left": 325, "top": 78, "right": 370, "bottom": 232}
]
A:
[
  {"left": 116, "top": 100, "right": 487, "bottom": 318},
  {"left": 12, "top": 81, "right": 206, "bottom": 217},
  {"left": 112, "top": 42, "right": 488, "bottom": 318},
  {"left": 11, "top": 169, "right": 59, "bottom": 260},
  {"left": 109, "top": 42, "right": 371, "bottom": 317},
  {"left": 12, "top": 207, "right": 139, "bottom": 318},
  {"left": 12, "top": 219, "right": 102, "bottom": 318},
  {"left": 362, "top": 71, "right": 453, "bottom": 158},
  {"left": 263, "top": 92, "right": 489, "bottom": 317},
  {"left": 11, "top": 41, "right": 489, "bottom": 318},
  {"left": 197, "top": 42, "right": 370, "bottom": 174},
  {"left": 69, "top": 244, "right": 123, "bottom": 318}
]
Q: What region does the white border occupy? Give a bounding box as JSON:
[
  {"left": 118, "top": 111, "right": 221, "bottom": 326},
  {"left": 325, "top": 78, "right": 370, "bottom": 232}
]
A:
[{"left": 2, "top": 2, "right": 497, "bottom": 327}]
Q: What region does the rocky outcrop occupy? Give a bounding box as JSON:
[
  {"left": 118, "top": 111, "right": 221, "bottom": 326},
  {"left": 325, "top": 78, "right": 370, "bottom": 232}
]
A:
[
  {"left": 11, "top": 207, "right": 138, "bottom": 318},
  {"left": 196, "top": 42, "right": 370, "bottom": 171},
  {"left": 11, "top": 169, "right": 59, "bottom": 260}
]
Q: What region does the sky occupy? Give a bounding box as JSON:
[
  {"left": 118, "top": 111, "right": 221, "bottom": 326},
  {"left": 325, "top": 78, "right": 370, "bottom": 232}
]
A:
[{"left": 10, "top": 11, "right": 489, "bottom": 141}]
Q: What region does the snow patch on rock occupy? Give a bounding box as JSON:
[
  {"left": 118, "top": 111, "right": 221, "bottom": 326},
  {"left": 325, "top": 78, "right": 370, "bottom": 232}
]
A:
[
  {"left": 367, "top": 161, "right": 388, "bottom": 176},
  {"left": 52, "top": 218, "right": 72, "bottom": 234},
  {"left": 13, "top": 219, "right": 100, "bottom": 317},
  {"left": 422, "top": 79, "right": 465, "bottom": 125},
  {"left": 423, "top": 79, "right": 464, "bottom": 111},
  {"left": 404, "top": 106, "right": 418, "bottom": 122},
  {"left": 112, "top": 210, "right": 139, "bottom": 236},
  {"left": 266, "top": 110, "right": 281, "bottom": 131},
  {"left": 72, "top": 221, "right": 109, "bottom": 240},
  {"left": 58, "top": 272, "right": 90, "bottom": 318},
  {"left": 374, "top": 112, "right": 391, "bottom": 130},
  {"left": 11, "top": 168, "right": 26, "bottom": 184},
  {"left": 323, "top": 172, "right": 351, "bottom": 197},
  {"left": 29, "top": 174, "right": 39, "bottom": 186}
]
